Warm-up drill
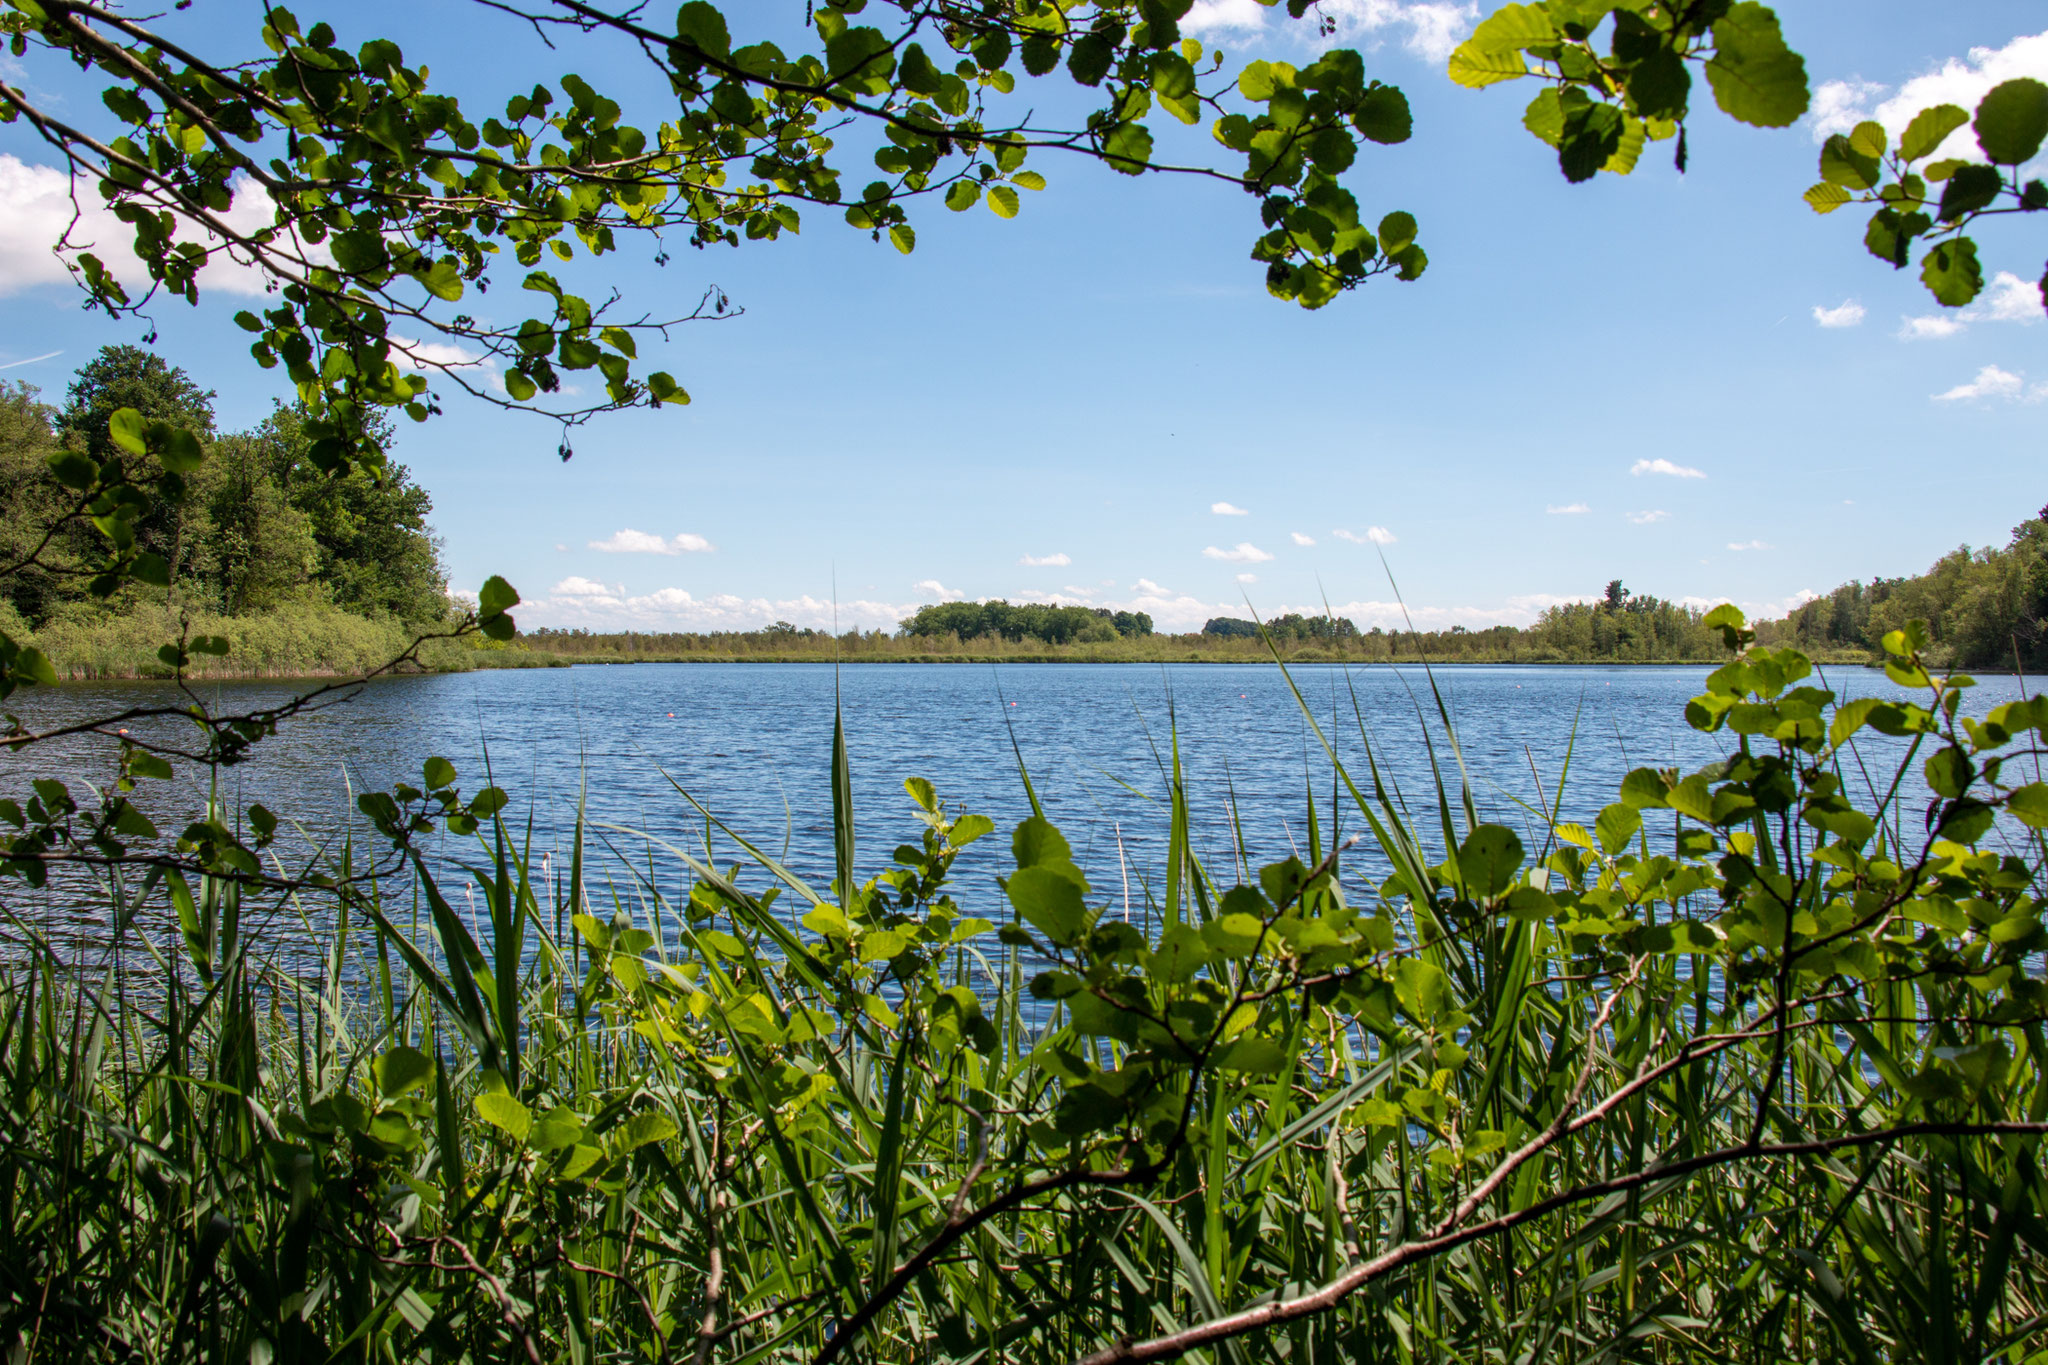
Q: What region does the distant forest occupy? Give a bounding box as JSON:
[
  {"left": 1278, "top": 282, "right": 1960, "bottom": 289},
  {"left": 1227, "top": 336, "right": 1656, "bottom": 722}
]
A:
[{"left": 519, "top": 518, "right": 2048, "bottom": 668}]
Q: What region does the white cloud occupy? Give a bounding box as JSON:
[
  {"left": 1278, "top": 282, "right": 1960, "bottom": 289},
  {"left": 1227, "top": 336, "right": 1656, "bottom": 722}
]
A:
[
  {"left": 1931, "top": 364, "right": 2045, "bottom": 402},
  {"left": 528, "top": 585, "right": 915, "bottom": 632},
  {"left": 1235, "top": 572, "right": 1258, "bottom": 583},
  {"left": 1812, "top": 299, "right": 1866, "bottom": 328},
  {"left": 1808, "top": 31, "right": 2048, "bottom": 161},
  {"left": 1726, "top": 540, "right": 1770, "bottom": 552},
  {"left": 1211, "top": 501, "right": 1249, "bottom": 516},
  {"left": 1203, "top": 541, "right": 1275, "bottom": 563},
  {"left": 1333, "top": 526, "right": 1397, "bottom": 545},
  {"left": 1899, "top": 272, "right": 2044, "bottom": 339},
  {"left": 1133, "top": 578, "right": 1174, "bottom": 596},
  {"left": 1019, "top": 552, "right": 1071, "bottom": 567},
  {"left": 1899, "top": 313, "right": 1967, "bottom": 340},
  {"left": 1060, "top": 585, "right": 1096, "bottom": 598},
  {"left": 1627, "top": 510, "right": 1671, "bottom": 525},
  {"left": 913, "top": 579, "right": 964, "bottom": 601},
  {"left": 0, "top": 154, "right": 318, "bottom": 299},
  {"left": 1680, "top": 588, "right": 1822, "bottom": 619},
  {"left": 1808, "top": 79, "right": 1889, "bottom": 141},
  {"left": 1631, "top": 458, "right": 1706, "bottom": 479},
  {"left": 552, "top": 576, "right": 623, "bottom": 597},
  {"left": 1546, "top": 502, "right": 1590, "bottom": 515},
  {"left": 1188, "top": 0, "right": 1477, "bottom": 63},
  {"left": 588, "top": 529, "right": 716, "bottom": 555},
  {"left": 1290, "top": 531, "right": 1316, "bottom": 546}
]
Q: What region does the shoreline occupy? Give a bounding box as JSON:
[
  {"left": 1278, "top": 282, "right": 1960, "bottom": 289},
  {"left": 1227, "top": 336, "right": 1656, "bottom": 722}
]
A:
[{"left": 30, "top": 652, "right": 1891, "bottom": 682}]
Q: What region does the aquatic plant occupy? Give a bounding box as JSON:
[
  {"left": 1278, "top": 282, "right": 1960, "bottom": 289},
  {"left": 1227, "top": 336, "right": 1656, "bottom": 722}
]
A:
[{"left": 1, "top": 607, "right": 2043, "bottom": 1362}]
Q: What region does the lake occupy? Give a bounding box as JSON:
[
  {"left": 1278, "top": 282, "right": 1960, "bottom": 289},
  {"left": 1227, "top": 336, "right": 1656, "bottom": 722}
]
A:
[{"left": 8, "top": 661, "right": 2039, "bottom": 962}]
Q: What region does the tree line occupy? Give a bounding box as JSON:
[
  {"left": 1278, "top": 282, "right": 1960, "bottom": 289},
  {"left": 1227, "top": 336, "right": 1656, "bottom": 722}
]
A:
[{"left": 0, "top": 348, "right": 450, "bottom": 638}]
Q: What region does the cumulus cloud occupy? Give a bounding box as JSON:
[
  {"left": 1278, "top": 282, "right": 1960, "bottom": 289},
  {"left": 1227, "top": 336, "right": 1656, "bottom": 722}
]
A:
[
  {"left": 1631, "top": 458, "right": 1705, "bottom": 479},
  {"left": 0, "top": 154, "right": 316, "bottom": 299},
  {"left": 1546, "top": 502, "right": 1590, "bottom": 515},
  {"left": 552, "top": 576, "right": 622, "bottom": 597},
  {"left": 1019, "top": 551, "right": 1071, "bottom": 567},
  {"left": 1680, "top": 589, "right": 1822, "bottom": 619},
  {"left": 1133, "top": 578, "right": 1174, "bottom": 596},
  {"left": 1235, "top": 572, "right": 1258, "bottom": 583},
  {"left": 1809, "top": 31, "right": 2048, "bottom": 161},
  {"left": 913, "top": 579, "right": 964, "bottom": 601},
  {"left": 1627, "top": 510, "right": 1671, "bottom": 525},
  {"left": 1290, "top": 531, "right": 1316, "bottom": 546},
  {"left": 1187, "top": 0, "right": 1477, "bottom": 63},
  {"left": 1899, "top": 273, "right": 2045, "bottom": 339},
  {"left": 1334, "top": 526, "right": 1397, "bottom": 545},
  {"left": 1211, "top": 501, "right": 1249, "bottom": 516},
  {"left": 1727, "top": 540, "right": 1770, "bottom": 552},
  {"left": 528, "top": 584, "right": 914, "bottom": 632},
  {"left": 588, "top": 529, "right": 716, "bottom": 555},
  {"left": 1931, "top": 364, "right": 2036, "bottom": 402},
  {"left": 1203, "top": 542, "right": 1275, "bottom": 563},
  {"left": 1812, "top": 299, "right": 1866, "bottom": 328}
]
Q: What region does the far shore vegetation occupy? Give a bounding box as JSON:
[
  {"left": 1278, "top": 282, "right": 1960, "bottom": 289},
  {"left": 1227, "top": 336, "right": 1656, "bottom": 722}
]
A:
[{"left": 7, "top": 352, "right": 2046, "bottom": 680}]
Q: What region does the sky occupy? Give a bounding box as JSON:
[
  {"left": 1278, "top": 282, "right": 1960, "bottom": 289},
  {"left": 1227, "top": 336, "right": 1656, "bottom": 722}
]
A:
[{"left": 1, "top": 1, "right": 2044, "bottom": 634}]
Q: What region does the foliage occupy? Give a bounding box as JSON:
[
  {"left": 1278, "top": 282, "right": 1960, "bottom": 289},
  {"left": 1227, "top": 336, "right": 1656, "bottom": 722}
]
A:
[
  {"left": 902, "top": 600, "right": 1155, "bottom": 644},
  {"left": 11, "top": 601, "right": 485, "bottom": 680},
  {"left": 1453, "top": 3, "right": 2044, "bottom": 314},
  {"left": 0, "top": 0, "right": 1431, "bottom": 477},
  {"left": 1782, "top": 509, "right": 2048, "bottom": 671},
  {"left": 1205, "top": 612, "right": 1358, "bottom": 641},
  {"left": 1, "top": 349, "right": 451, "bottom": 631},
  {"left": 3, "top": 611, "right": 2047, "bottom": 1362}
]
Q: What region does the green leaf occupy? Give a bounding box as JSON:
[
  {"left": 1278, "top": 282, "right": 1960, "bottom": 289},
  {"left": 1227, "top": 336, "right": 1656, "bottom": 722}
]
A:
[
  {"left": 2007, "top": 783, "right": 2048, "bottom": 828},
  {"left": 1864, "top": 206, "right": 1931, "bottom": 267},
  {"left": 888, "top": 223, "right": 916, "bottom": 254},
  {"left": 1900, "top": 103, "right": 1969, "bottom": 161},
  {"left": 1819, "top": 134, "right": 1880, "bottom": 190},
  {"left": 1595, "top": 802, "right": 1641, "bottom": 856},
  {"left": 613, "top": 1110, "right": 678, "bottom": 1152},
  {"left": 1446, "top": 41, "right": 1528, "bottom": 89},
  {"left": 476, "top": 1091, "right": 531, "bottom": 1142},
  {"left": 478, "top": 574, "right": 519, "bottom": 616},
  {"left": 1376, "top": 211, "right": 1417, "bottom": 254},
  {"left": 1068, "top": 33, "right": 1114, "bottom": 87},
  {"left": 986, "top": 186, "right": 1020, "bottom": 218},
  {"left": 1848, "top": 120, "right": 1887, "bottom": 159},
  {"left": 1455, "top": 824, "right": 1523, "bottom": 898},
  {"left": 1636, "top": 919, "right": 1724, "bottom": 954},
  {"left": 1803, "top": 182, "right": 1852, "bottom": 214},
  {"left": 373, "top": 1045, "right": 434, "bottom": 1098},
  {"left": 1558, "top": 100, "right": 1625, "bottom": 182},
  {"left": 1005, "top": 866, "right": 1087, "bottom": 945},
  {"left": 531, "top": 1106, "right": 586, "bottom": 1152},
  {"left": 1394, "top": 959, "right": 1451, "bottom": 1026},
  {"left": 1353, "top": 84, "right": 1412, "bottom": 143},
  {"left": 45, "top": 451, "right": 98, "bottom": 491},
  {"left": 674, "top": 2, "right": 731, "bottom": 60},
  {"left": 1920, "top": 237, "right": 1983, "bottom": 306},
  {"left": 1103, "top": 121, "right": 1153, "bottom": 174},
  {"left": 155, "top": 426, "right": 203, "bottom": 475},
  {"left": 1974, "top": 77, "right": 2048, "bottom": 164},
  {"left": 1467, "top": 3, "right": 1555, "bottom": 52},
  {"left": 1704, "top": 2, "right": 1809, "bottom": 129},
  {"left": 424, "top": 756, "right": 457, "bottom": 789},
  {"left": 1214, "top": 1035, "right": 1287, "bottom": 1074},
  {"left": 1013, "top": 816, "right": 1073, "bottom": 870},
  {"left": 108, "top": 408, "right": 147, "bottom": 456},
  {"left": 1937, "top": 163, "right": 2002, "bottom": 221}
]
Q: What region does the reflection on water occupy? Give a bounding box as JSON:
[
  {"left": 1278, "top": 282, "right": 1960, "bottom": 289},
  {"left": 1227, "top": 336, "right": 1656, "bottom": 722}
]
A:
[{"left": 6, "top": 660, "right": 2037, "bottom": 966}]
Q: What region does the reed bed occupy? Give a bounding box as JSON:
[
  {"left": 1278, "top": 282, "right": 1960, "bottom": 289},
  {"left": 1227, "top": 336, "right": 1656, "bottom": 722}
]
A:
[{"left": 0, "top": 612, "right": 2043, "bottom": 1364}]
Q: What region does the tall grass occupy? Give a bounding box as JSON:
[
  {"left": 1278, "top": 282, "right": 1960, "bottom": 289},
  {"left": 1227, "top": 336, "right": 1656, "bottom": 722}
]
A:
[{"left": 0, "top": 616, "right": 2043, "bottom": 1364}]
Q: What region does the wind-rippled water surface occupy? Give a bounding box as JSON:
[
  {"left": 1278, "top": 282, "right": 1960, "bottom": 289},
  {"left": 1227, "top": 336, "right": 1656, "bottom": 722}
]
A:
[{"left": 9, "top": 661, "right": 2043, "bottom": 961}]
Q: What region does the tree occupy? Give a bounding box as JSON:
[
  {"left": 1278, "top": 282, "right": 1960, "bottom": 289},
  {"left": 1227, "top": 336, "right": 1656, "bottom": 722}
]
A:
[
  {"left": 1451, "top": 2, "right": 2045, "bottom": 315},
  {"left": 0, "top": 0, "right": 1433, "bottom": 478}
]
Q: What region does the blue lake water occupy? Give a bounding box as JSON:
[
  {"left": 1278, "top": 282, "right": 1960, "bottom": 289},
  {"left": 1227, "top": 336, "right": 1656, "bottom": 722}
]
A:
[{"left": 9, "top": 661, "right": 2043, "bottom": 962}]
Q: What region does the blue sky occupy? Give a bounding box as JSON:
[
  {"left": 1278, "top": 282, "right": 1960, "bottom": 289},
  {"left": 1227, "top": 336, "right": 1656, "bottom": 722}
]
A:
[{"left": 2, "top": 1, "right": 2043, "bottom": 633}]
